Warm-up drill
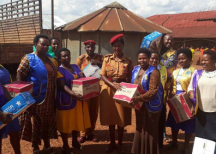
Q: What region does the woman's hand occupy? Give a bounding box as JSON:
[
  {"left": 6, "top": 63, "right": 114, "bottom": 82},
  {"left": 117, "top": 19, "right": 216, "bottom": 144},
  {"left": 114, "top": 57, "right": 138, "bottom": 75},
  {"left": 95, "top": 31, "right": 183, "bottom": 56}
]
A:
[
  {"left": 190, "top": 105, "right": 195, "bottom": 119},
  {"left": 112, "top": 83, "right": 122, "bottom": 91},
  {"left": 187, "top": 90, "right": 194, "bottom": 99},
  {"left": 0, "top": 112, "right": 13, "bottom": 124},
  {"left": 131, "top": 96, "right": 139, "bottom": 105},
  {"left": 73, "top": 93, "right": 84, "bottom": 101}
]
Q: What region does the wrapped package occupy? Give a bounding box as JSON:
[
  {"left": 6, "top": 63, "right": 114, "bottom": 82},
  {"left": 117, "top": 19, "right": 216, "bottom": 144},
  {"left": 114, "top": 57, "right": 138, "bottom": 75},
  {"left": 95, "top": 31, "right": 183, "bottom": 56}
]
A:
[
  {"left": 71, "top": 77, "right": 100, "bottom": 99},
  {"left": 113, "top": 82, "right": 145, "bottom": 110}
]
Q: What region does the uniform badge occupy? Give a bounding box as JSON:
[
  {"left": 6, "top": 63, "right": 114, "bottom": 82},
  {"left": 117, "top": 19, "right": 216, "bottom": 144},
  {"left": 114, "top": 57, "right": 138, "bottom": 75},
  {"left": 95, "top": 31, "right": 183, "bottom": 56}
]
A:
[{"left": 122, "top": 64, "right": 127, "bottom": 69}]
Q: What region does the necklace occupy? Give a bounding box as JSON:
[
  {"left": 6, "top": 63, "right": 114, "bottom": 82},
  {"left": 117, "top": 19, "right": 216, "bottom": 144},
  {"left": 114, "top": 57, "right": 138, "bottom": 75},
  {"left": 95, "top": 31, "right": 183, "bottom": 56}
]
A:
[{"left": 203, "top": 70, "right": 216, "bottom": 78}]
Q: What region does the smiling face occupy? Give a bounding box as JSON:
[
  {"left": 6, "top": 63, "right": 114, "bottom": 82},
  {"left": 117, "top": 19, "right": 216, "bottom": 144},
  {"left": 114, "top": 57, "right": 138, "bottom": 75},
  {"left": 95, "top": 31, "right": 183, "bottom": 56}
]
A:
[
  {"left": 35, "top": 38, "right": 49, "bottom": 55},
  {"left": 51, "top": 39, "right": 60, "bottom": 53},
  {"left": 201, "top": 54, "right": 216, "bottom": 71},
  {"left": 149, "top": 53, "right": 160, "bottom": 67},
  {"left": 163, "top": 34, "right": 173, "bottom": 48},
  {"left": 85, "top": 44, "right": 95, "bottom": 57},
  {"left": 112, "top": 41, "right": 124, "bottom": 56},
  {"left": 138, "top": 53, "right": 149, "bottom": 69},
  {"left": 178, "top": 53, "right": 191, "bottom": 68},
  {"left": 59, "top": 51, "right": 71, "bottom": 66}
]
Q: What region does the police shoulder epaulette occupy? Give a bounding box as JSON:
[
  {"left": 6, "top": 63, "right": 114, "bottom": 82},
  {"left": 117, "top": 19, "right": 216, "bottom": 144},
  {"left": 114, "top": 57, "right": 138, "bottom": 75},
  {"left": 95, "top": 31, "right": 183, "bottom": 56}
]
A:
[
  {"left": 104, "top": 54, "right": 112, "bottom": 58},
  {"left": 79, "top": 54, "right": 86, "bottom": 60}
]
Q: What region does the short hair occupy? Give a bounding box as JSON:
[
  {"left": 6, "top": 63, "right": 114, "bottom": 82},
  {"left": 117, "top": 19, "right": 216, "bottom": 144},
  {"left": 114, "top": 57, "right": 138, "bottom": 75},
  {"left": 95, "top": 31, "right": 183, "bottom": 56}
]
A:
[
  {"left": 33, "top": 34, "right": 49, "bottom": 45},
  {"left": 137, "top": 48, "right": 151, "bottom": 58},
  {"left": 203, "top": 50, "right": 216, "bottom": 61},
  {"left": 150, "top": 51, "right": 161, "bottom": 60},
  {"left": 177, "top": 48, "right": 192, "bottom": 60},
  {"left": 111, "top": 39, "right": 124, "bottom": 46},
  {"left": 57, "top": 48, "right": 70, "bottom": 59},
  {"left": 49, "top": 37, "right": 60, "bottom": 44}
]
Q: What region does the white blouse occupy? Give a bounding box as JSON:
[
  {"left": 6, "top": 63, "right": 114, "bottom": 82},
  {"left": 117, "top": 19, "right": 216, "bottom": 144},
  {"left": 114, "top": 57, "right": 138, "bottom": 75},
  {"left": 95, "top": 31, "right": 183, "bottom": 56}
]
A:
[{"left": 188, "top": 70, "right": 216, "bottom": 112}]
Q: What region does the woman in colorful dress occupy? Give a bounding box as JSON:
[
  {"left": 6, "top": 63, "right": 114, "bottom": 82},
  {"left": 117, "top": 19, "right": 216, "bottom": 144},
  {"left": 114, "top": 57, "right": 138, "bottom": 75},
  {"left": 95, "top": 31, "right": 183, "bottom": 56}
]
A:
[
  {"left": 100, "top": 34, "right": 133, "bottom": 154},
  {"left": 188, "top": 50, "right": 216, "bottom": 142},
  {"left": 149, "top": 33, "right": 178, "bottom": 75},
  {"left": 0, "top": 81, "right": 21, "bottom": 154},
  {"left": 56, "top": 48, "right": 91, "bottom": 154},
  {"left": 149, "top": 51, "right": 171, "bottom": 148},
  {"left": 131, "top": 48, "right": 163, "bottom": 154},
  {"left": 166, "top": 48, "right": 196, "bottom": 154},
  {"left": 17, "top": 34, "right": 58, "bottom": 154}
]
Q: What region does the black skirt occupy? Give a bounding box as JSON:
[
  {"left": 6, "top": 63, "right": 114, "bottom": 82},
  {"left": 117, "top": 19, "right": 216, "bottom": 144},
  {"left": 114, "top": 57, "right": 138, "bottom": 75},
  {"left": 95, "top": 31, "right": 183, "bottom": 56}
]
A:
[{"left": 196, "top": 108, "right": 216, "bottom": 142}]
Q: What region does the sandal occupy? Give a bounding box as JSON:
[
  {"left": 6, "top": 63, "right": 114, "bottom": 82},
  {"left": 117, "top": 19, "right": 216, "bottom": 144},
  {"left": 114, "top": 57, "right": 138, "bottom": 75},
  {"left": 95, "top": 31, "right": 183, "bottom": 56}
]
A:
[{"left": 163, "top": 133, "right": 172, "bottom": 143}]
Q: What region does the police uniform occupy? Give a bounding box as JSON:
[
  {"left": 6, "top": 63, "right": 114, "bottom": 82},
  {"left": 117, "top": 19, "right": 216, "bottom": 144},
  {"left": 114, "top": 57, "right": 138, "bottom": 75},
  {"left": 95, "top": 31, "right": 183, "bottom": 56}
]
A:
[
  {"left": 76, "top": 40, "right": 103, "bottom": 141},
  {"left": 100, "top": 53, "right": 133, "bottom": 127}
]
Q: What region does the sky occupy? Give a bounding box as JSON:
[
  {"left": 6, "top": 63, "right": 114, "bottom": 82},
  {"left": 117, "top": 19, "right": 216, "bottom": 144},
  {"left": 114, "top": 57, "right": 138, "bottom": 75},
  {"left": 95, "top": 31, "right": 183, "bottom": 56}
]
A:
[{"left": 1, "top": 0, "right": 216, "bottom": 23}]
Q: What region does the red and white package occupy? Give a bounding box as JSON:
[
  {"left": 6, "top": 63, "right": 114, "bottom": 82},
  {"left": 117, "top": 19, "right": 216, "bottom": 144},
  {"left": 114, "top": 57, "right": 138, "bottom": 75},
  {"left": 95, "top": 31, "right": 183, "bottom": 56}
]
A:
[
  {"left": 5, "top": 81, "right": 33, "bottom": 97},
  {"left": 71, "top": 77, "right": 100, "bottom": 100},
  {"left": 168, "top": 92, "right": 193, "bottom": 123},
  {"left": 113, "top": 82, "right": 146, "bottom": 110}
]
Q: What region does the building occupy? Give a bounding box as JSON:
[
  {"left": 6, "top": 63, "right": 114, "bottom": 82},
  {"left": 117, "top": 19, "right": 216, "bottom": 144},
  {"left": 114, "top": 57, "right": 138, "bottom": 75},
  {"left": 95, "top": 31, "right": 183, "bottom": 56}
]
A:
[
  {"left": 147, "top": 10, "right": 216, "bottom": 49},
  {"left": 59, "top": 1, "right": 171, "bottom": 63}
]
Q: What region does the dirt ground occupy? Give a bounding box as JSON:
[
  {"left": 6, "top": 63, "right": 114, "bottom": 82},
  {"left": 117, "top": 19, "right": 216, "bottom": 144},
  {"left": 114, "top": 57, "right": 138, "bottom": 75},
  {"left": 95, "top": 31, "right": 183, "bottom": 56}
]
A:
[
  {"left": 2, "top": 55, "right": 202, "bottom": 154},
  {"left": 2, "top": 108, "right": 195, "bottom": 154}
]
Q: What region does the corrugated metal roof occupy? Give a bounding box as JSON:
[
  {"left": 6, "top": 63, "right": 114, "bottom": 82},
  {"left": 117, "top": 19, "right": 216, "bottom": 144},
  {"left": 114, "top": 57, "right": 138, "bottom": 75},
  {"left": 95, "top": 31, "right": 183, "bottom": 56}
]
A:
[
  {"left": 147, "top": 11, "right": 216, "bottom": 38},
  {"left": 62, "top": 1, "right": 171, "bottom": 33}
]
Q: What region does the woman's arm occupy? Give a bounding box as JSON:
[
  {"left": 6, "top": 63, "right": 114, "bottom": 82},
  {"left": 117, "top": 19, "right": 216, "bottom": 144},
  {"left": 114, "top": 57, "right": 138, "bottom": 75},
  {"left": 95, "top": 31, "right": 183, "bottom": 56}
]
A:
[
  {"left": 57, "top": 79, "right": 83, "bottom": 100},
  {"left": 133, "top": 69, "right": 160, "bottom": 103},
  {"left": 187, "top": 71, "right": 196, "bottom": 99},
  {"left": 0, "top": 86, "right": 13, "bottom": 124},
  {"left": 16, "top": 56, "right": 29, "bottom": 81}
]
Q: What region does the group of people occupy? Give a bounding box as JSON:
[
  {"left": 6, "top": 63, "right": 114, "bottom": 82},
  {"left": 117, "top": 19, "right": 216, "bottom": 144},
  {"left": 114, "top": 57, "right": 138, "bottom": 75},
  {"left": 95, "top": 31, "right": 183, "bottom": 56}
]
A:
[{"left": 0, "top": 32, "right": 215, "bottom": 154}]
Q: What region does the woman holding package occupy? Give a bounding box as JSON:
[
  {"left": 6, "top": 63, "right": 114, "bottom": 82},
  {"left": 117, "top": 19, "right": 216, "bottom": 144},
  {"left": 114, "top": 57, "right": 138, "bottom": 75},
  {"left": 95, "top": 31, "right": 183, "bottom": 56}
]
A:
[
  {"left": 0, "top": 83, "right": 21, "bottom": 154},
  {"left": 131, "top": 48, "right": 163, "bottom": 154},
  {"left": 56, "top": 48, "right": 91, "bottom": 154},
  {"left": 17, "top": 34, "right": 58, "bottom": 154},
  {"left": 166, "top": 48, "right": 196, "bottom": 154},
  {"left": 100, "top": 34, "right": 133, "bottom": 154},
  {"left": 188, "top": 50, "right": 216, "bottom": 142}
]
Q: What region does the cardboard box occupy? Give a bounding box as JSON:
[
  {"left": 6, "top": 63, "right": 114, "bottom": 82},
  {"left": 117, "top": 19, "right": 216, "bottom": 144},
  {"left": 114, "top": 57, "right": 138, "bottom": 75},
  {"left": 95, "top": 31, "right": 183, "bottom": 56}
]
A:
[
  {"left": 5, "top": 81, "right": 33, "bottom": 97},
  {"left": 0, "top": 92, "right": 36, "bottom": 129},
  {"left": 140, "top": 31, "right": 162, "bottom": 49},
  {"left": 71, "top": 77, "right": 100, "bottom": 100},
  {"left": 113, "top": 82, "right": 146, "bottom": 110},
  {"left": 168, "top": 92, "right": 193, "bottom": 123},
  {"left": 192, "top": 137, "right": 216, "bottom": 154},
  {"left": 83, "top": 63, "right": 101, "bottom": 79}
]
